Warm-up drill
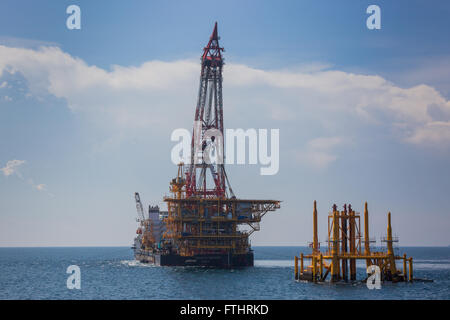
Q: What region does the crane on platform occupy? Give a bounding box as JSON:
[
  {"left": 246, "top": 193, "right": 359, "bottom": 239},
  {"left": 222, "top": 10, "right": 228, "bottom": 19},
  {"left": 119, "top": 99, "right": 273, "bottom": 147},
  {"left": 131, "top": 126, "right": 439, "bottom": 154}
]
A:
[{"left": 134, "top": 192, "right": 146, "bottom": 222}]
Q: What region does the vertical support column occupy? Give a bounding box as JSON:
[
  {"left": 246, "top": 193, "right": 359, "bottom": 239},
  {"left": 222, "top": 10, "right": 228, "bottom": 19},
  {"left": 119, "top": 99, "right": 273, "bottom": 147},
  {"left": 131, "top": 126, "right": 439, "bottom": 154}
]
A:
[
  {"left": 403, "top": 253, "right": 407, "bottom": 281},
  {"left": 331, "top": 206, "right": 340, "bottom": 282},
  {"left": 349, "top": 209, "right": 356, "bottom": 281},
  {"left": 320, "top": 253, "right": 323, "bottom": 281},
  {"left": 364, "top": 202, "right": 371, "bottom": 269},
  {"left": 387, "top": 212, "right": 397, "bottom": 277},
  {"left": 341, "top": 205, "right": 348, "bottom": 281},
  {"left": 313, "top": 201, "right": 319, "bottom": 254},
  {"left": 295, "top": 256, "right": 299, "bottom": 280},
  {"left": 409, "top": 258, "right": 413, "bottom": 282},
  {"left": 312, "top": 256, "right": 317, "bottom": 282},
  {"left": 300, "top": 253, "right": 304, "bottom": 277}
]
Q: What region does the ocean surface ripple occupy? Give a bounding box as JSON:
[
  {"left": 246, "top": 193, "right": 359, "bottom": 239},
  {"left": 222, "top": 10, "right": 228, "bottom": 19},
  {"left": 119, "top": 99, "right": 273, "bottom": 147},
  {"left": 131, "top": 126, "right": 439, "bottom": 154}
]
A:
[{"left": 0, "top": 246, "right": 448, "bottom": 300}]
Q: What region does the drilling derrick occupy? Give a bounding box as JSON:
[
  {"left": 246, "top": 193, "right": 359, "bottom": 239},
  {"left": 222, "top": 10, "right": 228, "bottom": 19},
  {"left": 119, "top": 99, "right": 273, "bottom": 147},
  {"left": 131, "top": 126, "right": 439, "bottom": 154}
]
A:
[
  {"left": 186, "top": 22, "right": 230, "bottom": 199},
  {"left": 154, "top": 23, "right": 280, "bottom": 267}
]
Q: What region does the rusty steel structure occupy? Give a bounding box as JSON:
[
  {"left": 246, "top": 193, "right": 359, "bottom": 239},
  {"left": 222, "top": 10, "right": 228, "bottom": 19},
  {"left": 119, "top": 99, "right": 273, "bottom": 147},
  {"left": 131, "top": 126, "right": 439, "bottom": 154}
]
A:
[
  {"left": 295, "top": 201, "right": 414, "bottom": 283},
  {"left": 163, "top": 163, "right": 279, "bottom": 259}
]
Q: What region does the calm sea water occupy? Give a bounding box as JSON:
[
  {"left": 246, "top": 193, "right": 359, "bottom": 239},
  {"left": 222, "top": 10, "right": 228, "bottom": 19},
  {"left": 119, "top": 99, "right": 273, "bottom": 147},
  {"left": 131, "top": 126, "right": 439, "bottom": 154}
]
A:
[{"left": 0, "top": 246, "right": 449, "bottom": 300}]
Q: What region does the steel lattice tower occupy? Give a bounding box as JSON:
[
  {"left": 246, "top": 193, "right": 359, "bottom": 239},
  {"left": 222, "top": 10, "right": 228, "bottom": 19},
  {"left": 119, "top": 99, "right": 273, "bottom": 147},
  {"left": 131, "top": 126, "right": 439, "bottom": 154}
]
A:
[
  {"left": 133, "top": 23, "right": 280, "bottom": 266},
  {"left": 186, "top": 22, "right": 234, "bottom": 199}
]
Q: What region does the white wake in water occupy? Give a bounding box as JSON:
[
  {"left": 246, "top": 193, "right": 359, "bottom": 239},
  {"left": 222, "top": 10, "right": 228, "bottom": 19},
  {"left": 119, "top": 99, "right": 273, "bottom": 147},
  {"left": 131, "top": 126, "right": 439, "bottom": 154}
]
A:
[
  {"left": 119, "top": 258, "right": 450, "bottom": 270},
  {"left": 254, "top": 260, "right": 293, "bottom": 267},
  {"left": 120, "top": 260, "right": 156, "bottom": 268}
]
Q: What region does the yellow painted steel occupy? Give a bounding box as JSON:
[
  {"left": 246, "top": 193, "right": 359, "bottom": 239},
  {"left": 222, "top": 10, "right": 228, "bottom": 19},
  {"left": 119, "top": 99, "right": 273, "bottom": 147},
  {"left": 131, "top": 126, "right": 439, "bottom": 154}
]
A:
[
  {"left": 300, "top": 253, "right": 304, "bottom": 275},
  {"left": 403, "top": 253, "right": 407, "bottom": 281},
  {"left": 312, "top": 256, "right": 317, "bottom": 282},
  {"left": 409, "top": 258, "right": 413, "bottom": 281},
  {"left": 364, "top": 202, "right": 371, "bottom": 268},
  {"left": 331, "top": 209, "right": 340, "bottom": 281},
  {"left": 163, "top": 163, "right": 280, "bottom": 256},
  {"left": 386, "top": 212, "right": 398, "bottom": 277},
  {"left": 313, "top": 200, "right": 319, "bottom": 254},
  {"left": 349, "top": 210, "right": 356, "bottom": 281},
  {"left": 295, "top": 201, "right": 414, "bottom": 283},
  {"left": 340, "top": 208, "right": 347, "bottom": 281},
  {"left": 319, "top": 253, "right": 323, "bottom": 280}
]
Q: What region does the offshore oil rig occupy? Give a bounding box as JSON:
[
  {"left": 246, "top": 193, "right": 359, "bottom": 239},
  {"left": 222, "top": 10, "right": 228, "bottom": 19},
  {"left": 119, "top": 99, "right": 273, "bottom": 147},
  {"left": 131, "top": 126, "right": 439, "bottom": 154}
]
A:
[
  {"left": 295, "top": 201, "right": 414, "bottom": 283},
  {"left": 132, "top": 23, "right": 280, "bottom": 267}
]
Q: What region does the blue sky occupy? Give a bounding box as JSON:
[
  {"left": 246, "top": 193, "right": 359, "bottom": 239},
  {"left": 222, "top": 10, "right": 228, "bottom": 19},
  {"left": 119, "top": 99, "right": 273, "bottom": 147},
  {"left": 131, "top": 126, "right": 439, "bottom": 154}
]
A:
[{"left": 1, "top": 0, "right": 450, "bottom": 246}]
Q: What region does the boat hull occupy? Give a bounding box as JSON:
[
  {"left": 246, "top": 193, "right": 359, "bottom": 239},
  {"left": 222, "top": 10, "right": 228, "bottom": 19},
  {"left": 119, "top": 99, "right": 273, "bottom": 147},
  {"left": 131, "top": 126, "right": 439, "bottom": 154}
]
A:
[{"left": 134, "top": 250, "right": 254, "bottom": 267}]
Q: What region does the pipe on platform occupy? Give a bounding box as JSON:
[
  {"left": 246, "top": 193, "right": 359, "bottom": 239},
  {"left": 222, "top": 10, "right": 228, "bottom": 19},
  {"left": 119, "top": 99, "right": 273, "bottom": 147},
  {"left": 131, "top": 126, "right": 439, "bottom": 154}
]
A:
[
  {"left": 312, "top": 256, "right": 317, "bottom": 282},
  {"left": 320, "top": 253, "right": 323, "bottom": 280},
  {"left": 409, "top": 257, "right": 413, "bottom": 282},
  {"left": 331, "top": 209, "right": 340, "bottom": 281},
  {"left": 313, "top": 201, "right": 319, "bottom": 254},
  {"left": 403, "top": 253, "right": 407, "bottom": 281},
  {"left": 300, "top": 253, "right": 304, "bottom": 277},
  {"left": 387, "top": 212, "right": 398, "bottom": 276},
  {"left": 341, "top": 206, "right": 348, "bottom": 281},
  {"left": 364, "top": 202, "right": 371, "bottom": 269},
  {"left": 349, "top": 210, "right": 356, "bottom": 281}
]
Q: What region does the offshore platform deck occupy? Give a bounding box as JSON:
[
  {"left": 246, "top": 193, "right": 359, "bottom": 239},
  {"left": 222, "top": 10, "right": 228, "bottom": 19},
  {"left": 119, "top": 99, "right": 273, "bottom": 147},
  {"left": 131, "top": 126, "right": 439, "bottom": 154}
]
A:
[
  {"left": 132, "top": 23, "right": 280, "bottom": 268},
  {"left": 294, "top": 201, "right": 417, "bottom": 283}
]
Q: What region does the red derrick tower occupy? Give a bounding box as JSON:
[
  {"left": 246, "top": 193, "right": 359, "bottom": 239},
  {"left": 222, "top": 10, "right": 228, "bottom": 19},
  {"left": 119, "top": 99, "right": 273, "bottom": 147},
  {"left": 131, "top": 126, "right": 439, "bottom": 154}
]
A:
[{"left": 185, "top": 22, "right": 234, "bottom": 199}]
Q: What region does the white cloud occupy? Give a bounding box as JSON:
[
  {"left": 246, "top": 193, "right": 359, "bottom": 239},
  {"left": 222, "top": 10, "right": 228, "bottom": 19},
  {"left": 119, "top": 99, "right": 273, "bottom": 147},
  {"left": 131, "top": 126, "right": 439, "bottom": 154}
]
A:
[
  {"left": 225, "top": 64, "right": 448, "bottom": 125},
  {"left": 27, "top": 179, "right": 52, "bottom": 196},
  {"left": 1, "top": 159, "right": 25, "bottom": 176},
  {"left": 34, "top": 183, "right": 46, "bottom": 191},
  {"left": 391, "top": 56, "right": 450, "bottom": 98},
  {"left": 1, "top": 160, "right": 51, "bottom": 195},
  {"left": 406, "top": 121, "right": 450, "bottom": 145},
  {"left": 307, "top": 137, "right": 344, "bottom": 150},
  {"left": 1, "top": 44, "right": 450, "bottom": 149},
  {"left": 295, "top": 137, "right": 346, "bottom": 169},
  {"left": 0, "top": 45, "right": 198, "bottom": 129}
]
